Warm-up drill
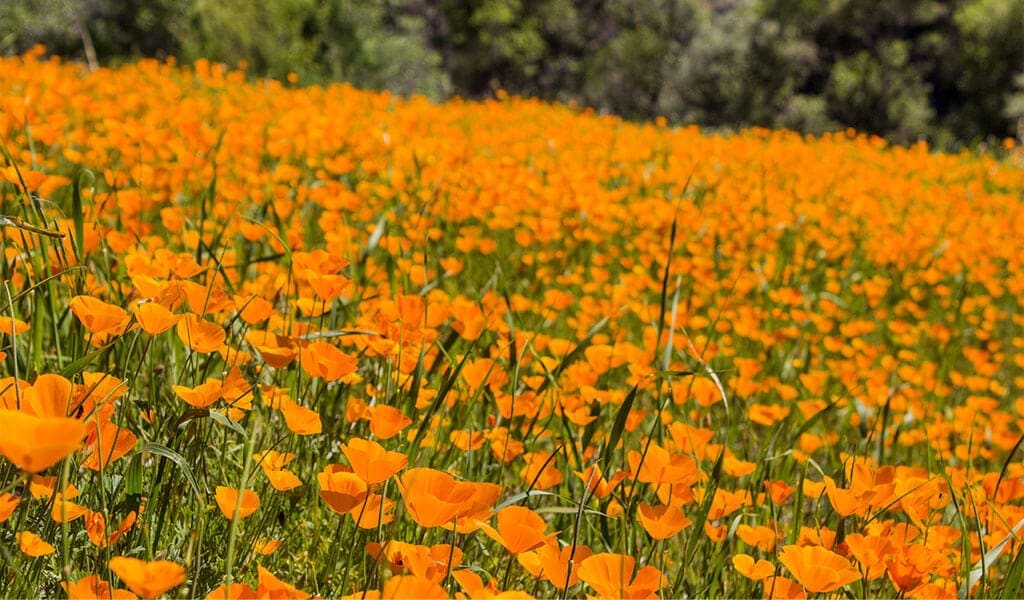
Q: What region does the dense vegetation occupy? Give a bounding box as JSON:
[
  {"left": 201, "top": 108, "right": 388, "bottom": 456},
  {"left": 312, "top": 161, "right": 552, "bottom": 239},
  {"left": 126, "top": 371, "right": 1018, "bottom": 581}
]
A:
[
  {"left": 0, "top": 51, "right": 1022, "bottom": 598},
  {"left": 2, "top": 0, "right": 1021, "bottom": 148}
]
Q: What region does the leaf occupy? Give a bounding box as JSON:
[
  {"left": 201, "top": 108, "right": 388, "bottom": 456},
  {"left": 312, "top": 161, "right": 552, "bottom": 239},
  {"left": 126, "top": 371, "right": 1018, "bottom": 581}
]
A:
[
  {"left": 208, "top": 410, "right": 249, "bottom": 439},
  {"left": 962, "top": 517, "right": 1024, "bottom": 598},
  {"left": 141, "top": 442, "right": 205, "bottom": 499},
  {"left": 601, "top": 383, "right": 639, "bottom": 474},
  {"left": 494, "top": 490, "right": 558, "bottom": 511}
]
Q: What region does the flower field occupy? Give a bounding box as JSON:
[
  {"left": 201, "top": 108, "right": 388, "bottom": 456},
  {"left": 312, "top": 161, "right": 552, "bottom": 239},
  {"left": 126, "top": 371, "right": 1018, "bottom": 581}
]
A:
[{"left": 0, "top": 48, "right": 1022, "bottom": 599}]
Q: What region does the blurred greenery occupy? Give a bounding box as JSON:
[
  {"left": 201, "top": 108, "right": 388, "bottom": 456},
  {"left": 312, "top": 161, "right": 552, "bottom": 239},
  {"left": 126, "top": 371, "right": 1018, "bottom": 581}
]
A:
[{"left": 1, "top": 0, "right": 1021, "bottom": 147}]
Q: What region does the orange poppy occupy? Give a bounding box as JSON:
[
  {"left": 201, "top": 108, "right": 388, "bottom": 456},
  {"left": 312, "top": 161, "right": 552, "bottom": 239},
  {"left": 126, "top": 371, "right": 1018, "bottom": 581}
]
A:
[
  {"left": 254, "top": 538, "right": 283, "bottom": 556},
  {"left": 278, "top": 397, "right": 322, "bottom": 435},
  {"left": 365, "top": 404, "right": 413, "bottom": 440},
  {"left": 637, "top": 503, "right": 692, "bottom": 540},
  {"left": 299, "top": 341, "right": 358, "bottom": 381},
  {"left": 761, "top": 575, "right": 806, "bottom": 599},
  {"left": 0, "top": 493, "right": 19, "bottom": 522},
  {"left": 577, "top": 552, "right": 666, "bottom": 599},
  {"left": 133, "top": 301, "right": 182, "bottom": 335},
  {"left": 520, "top": 451, "right": 563, "bottom": 489},
  {"left": 485, "top": 505, "right": 549, "bottom": 554},
  {"left": 70, "top": 295, "right": 131, "bottom": 344},
  {"left": 51, "top": 492, "right": 89, "bottom": 523},
  {"left": 82, "top": 421, "right": 137, "bottom": 470},
  {"left": 214, "top": 486, "right": 260, "bottom": 519},
  {"left": 736, "top": 524, "right": 777, "bottom": 552},
  {"left": 84, "top": 510, "right": 137, "bottom": 548},
  {"left": 23, "top": 373, "right": 77, "bottom": 417},
  {"left": 732, "top": 553, "right": 774, "bottom": 580},
  {"left": 366, "top": 541, "right": 461, "bottom": 582},
  {"left": 575, "top": 464, "right": 627, "bottom": 499},
  {"left": 449, "top": 480, "right": 503, "bottom": 534},
  {"left": 256, "top": 566, "right": 309, "bottom": 599},
  {"left": 319, "top": 465, "right": 369, "bottom": 515},
  {"left": 627, "top": 443, "right": 700, "bottom": 486},
  {"left": 62, "top": 575, "right": 137, "bottom": 600},
  {"left": 236, "top": 295, "right": 275, "bottom": 324},
  {"left": 843, "top": 533, "right": 891, "bottom": 580},
  {"left": 398, "top": 468, "right": 478, "bottom": 528},
  {"left": 381, "top": 575, "right": 447, "bottom": 599},
  {"left": 108, "top": 557, "right": 186, "bottom": 599},
  {"left": 777, "top": 544, "right": 860, "bottom": 593},
  {"left": 0, "top": 317, "right": 29, "bottom": 337},
  {"left": 350, "top": 493, "right": 396, "bottom": 528},
  {"left": 763, "top": 480, "right": 795, "bottom": 505},
  {"left": 17, "top": 531, "right": 55, "bottom": 556},
  {"left": 204, "top": 582, "right": 258, "bottom": 599},
  {"left": 518, "top": 538, "right": 593, "bottom": 588},
  {"left": 172, "top": 380, "right": 223, "bottom": 408},
  {"left": 176, "top": 313, "right": 226, "bottom": 353},
  {"left": 338, "top": 437, "right": 406, "bottom": 483},
  {"left": 0, "top": 409, "right": 87, "bottom": 472},
  {"left": 260, "top": 468, "right": 302, "bottom": 492}
]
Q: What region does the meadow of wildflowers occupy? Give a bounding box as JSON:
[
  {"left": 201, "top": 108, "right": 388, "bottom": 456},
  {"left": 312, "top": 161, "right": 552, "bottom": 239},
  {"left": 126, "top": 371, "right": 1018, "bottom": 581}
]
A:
[{"left": 0, "top": 48, "right": 1022, "bottom": 599}]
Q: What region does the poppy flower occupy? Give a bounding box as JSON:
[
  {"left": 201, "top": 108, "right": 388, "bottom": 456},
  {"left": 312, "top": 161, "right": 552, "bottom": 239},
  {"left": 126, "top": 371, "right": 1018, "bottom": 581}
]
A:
[
  {"left": 520, "top": 451, "right": 563, "bottom": 489},
  {"left": 627, "top": 444, "right": 700, "bottom": 486},
  {"left": 843, "top": 533, "right": 891, "bottom": 580},
  {"left": 172, "top": 380, "right": 223, "bottom": 408},
  {"left": 84, "top": 510, "right": 137, "bottom": 548},
  {"left": 366, "top": 541, "right": 461, "bottom": 582},
  {"left": 822, "top": 476, "right": 874, "bottom": 517},
  {"left": 70, "top": 295, "right": 131, "bottom": 344},
  {"left": 398, "top": 468, "right": 478, "bottom": 528},
  {"left": 256, "top": 566, "right": 309, "bottom": 599},
  {"left": 365, "top": 404, "right": 413, "bottom": 440},
  {"left": 62, "top": 575, "right": 137, "bottom": 600},
  {"left": 449, "top": 480, "right": 503, "bottom": 534},
  {"left": 577, "top": 552, "right": 666, "bottom": 599},
  {"left": 0, "top": 317, "right": 29, "bottom": 337},
  {"left": 484, "top": 505, "right": 549, "bottom": 554},
  {"left": 575, "top": 464, "right": 627, "bottom": 499},
  {"left": 299, "top": 341, "right": 358, "bottom": 381},
  {"left": 732, "top": 553, "right": 774, "bottom": 580},
  {"left": 764, "top": 480, "right": 796, "bottom": 505},
  {"left": 82, "top": 421, "right": 137, "bottom": 470},
  {"left": 176, "top": 313, "right": 226, "bottom": 353},
  {"left": 381, "top": 574, "right": 447, "bottom": 599},
  {"left": 23, "top": 373, "right": 77, "bottom": 417},
  {"left": 350, "top": 493, "right": 396, "bottom": 528},
  {"left": 0, "top": 409, "right": 87, "bottom": 472},
  {"left": 108, "top": 557, "right": 186, "bottom": 599},
  {"left": 204, "top": 582, "right": 258, "bottom": 599},
  {"left": 215, "top": 486, "right": 260, "bottom": 519},
  {"left": 0, "top": 493, "right": 19, "bottom": 522},
  {"left": 251, "top": 334, "right": 297, "bottom": 368},
  {"left": 51, "top": 491, "right": 89, "bottom": 523},
  {"left": 319, "top": 466, "right": 369, "bottom": 515},
  {"left": 278, "top": 397, "right": 322, "bottom": 435},
  {"left": 736, "top": 524, "right": 777, "bottom": 552},
  {"left": 777, "top": 544, "right": 860, "bottom": 593},
  {"left": 637, "top": 503, "right": 692, "bottom": 540},
  {"left": 17, "top": 531, "right": 54, "bottom": 556},
  {"left": 341, "top": 437, "right": 408, "bottom": 484},
  {"left": 761, "top": 575, "right": 806, "bottom": 599},
  {"left": 518, "top": 538, "right": 593, "bottom": 588},
  {"left": 254, "top": 538, "right": 282, "bottom": 555},
  {"left": 133, "top": 301, "right": 182, "bottom": 335}
]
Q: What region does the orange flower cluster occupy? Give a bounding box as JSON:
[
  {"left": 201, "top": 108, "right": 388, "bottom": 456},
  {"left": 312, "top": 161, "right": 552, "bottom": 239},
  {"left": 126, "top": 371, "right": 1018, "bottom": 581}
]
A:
[{"left": 0, "top": 48, "right": 1021, "bottom": 598}]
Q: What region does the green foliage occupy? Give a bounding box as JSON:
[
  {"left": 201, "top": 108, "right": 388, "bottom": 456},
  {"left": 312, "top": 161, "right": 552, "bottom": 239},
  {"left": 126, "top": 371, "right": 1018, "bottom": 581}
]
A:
[
  {"left": 826, "top": 41, "right": 934, "bottom": 145},
  {"left": 177, "top": 0, "right": 450, "bottom": 98}
]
